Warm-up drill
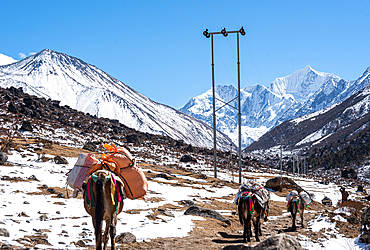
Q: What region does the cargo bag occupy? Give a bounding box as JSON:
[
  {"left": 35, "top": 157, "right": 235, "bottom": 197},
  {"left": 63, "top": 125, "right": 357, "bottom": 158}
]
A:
[
  {"left": 67, "top": 153, "right": 98, "bottom": 190},
  {"left": 85, "top": 143, "right": 148, "bottom": 200},
  {"left": 299, "top": 191, "right": 311, "bottom": 206},
  {"left": 119, "top": 163, "right": 148, "bottom": 200},
  {"left": 286, "top": 190, "right": 299, "bottom": 202}
]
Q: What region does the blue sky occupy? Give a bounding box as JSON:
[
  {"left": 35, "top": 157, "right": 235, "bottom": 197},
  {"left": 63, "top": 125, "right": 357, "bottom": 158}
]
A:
[{"left": 1, "top": 0, "right": 370, "bottom": 109}]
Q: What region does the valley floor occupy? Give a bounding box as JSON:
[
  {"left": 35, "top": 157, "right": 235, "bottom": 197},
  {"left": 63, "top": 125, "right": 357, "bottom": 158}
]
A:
[{"left": 0, "top": 137, "right": 369, "bottom": 249}]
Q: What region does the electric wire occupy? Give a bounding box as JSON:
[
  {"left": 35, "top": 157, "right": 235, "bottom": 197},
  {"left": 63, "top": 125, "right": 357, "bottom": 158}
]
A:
[
  {"left": 209, "top": 0, "right": 238, "bottom": 27},
  {"left": 215, "top": 49, "right": 236, "bottom": 84},
  {"left": 165, "top": 0, "right": 202, "bottom": 31},
  {"left": 190, "top": 0, "right": 219, "bottom": 29},
  {"left": 209, "top": 0, "right": 288, "bottom": 147},
  {"left": 167, "top": 0, "right": 287, "bottom": 151}
]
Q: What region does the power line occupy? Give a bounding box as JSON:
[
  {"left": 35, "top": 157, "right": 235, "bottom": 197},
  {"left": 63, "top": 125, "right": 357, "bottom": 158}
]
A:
[
  {"left": 209, "top": 0, "right": 238, "bottom": 27},
  {"left": 242, "top": 37, "right": 264, "bottom": 86},
  {"left": 190, "top": 0, "right": 219, "bottom": 29},
  {"left": 165, "top": 0, "right": 202, "bottom": 31},
  {"left": 215, "top": 48, "right": 236, "bottom": 84}
]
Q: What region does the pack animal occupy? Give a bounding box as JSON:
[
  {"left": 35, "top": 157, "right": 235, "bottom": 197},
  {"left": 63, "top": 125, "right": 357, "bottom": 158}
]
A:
[
  {"left": 288, "top": 196, "right": 305, "bottom": 231},
  {"left": 83, "top": 170, "right": 125, "bottom": 250},
  {"left": 238, "top": 191, "right": 269, "bottom": 242}
]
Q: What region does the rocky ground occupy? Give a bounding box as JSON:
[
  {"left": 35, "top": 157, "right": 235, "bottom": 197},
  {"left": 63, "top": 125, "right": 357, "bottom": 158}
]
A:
[{"left": 0, "top": 138, "right": 368, "bottom": 249}]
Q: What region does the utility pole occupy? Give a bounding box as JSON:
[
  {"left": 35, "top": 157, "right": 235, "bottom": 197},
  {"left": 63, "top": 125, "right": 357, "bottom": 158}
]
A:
[
  {"left": 293, "top": 154, "right": 295, "bottom": 181},
  {"left": 230, "top": 143, "right": 234, "bottom": 182},
  {"left": 203, "top": 27, "right": 246, "bottom": 182},
  {"left": 280, "top": 145, "right": 283, "bottom": 180}
]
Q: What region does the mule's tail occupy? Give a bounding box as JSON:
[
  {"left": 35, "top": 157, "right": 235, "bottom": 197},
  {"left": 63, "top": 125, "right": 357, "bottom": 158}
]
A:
[
  {"left": 95, "top": 172, "right": 105, "bottom": 241},
  {"left": 238, "top": 196, "right": 252, "bottom": 225},
  {"left": 288, "top": 198, "right": 298, "bottom": 214},
  {"left": 238, "top": 199, "right": 244, "bottom": 226}
]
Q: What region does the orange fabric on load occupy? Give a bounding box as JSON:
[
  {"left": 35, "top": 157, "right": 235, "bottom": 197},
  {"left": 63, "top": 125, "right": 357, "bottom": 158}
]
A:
[
  {"left": 86, "top": 142, "right": 148, "bottom": 199},
  {"left": 119, "top": 164, "right": 148, "bottom": 199}
]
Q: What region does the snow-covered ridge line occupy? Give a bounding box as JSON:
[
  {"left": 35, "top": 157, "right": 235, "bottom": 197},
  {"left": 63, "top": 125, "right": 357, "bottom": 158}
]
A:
[
  {"left": 181, "top": 65, "right": 370, "bottom": 149},
  {"left": 0, "top": 49, "right": 234, "bottom": 151}
]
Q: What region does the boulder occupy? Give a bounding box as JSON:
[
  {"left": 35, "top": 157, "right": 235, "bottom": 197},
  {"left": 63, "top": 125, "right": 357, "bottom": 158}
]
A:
[
  {"left": 115, "top": 232, "right": 136, "bottom": 243},
  {"left": 20, "top": 120, "right": 33, "bottom": 132},
  {"left": 0, "top": 228, "right": 9, "bottom": 237},
  {"left": 82, "top": 141, "right": 100, "bottom": 152},
  {"left": 265, "top": 177, "right": 282, "bottom": 191},
  {"left": 54, "top": 156, "right": 68, "bottom": 164},
  {"left": 180, "top": 155, "right": 197, "bottom": 163},
  {"left": 252, "top": 234, "right": 303, "bottom": 250},
  {"left": 184, "top": 205, "right": 230, "bottom": 225},
  {"left": 0, "top": 152, "right": 8, "bottom": 164},
  {"left": 7, "top": 102, "right": 18, "bottom": 114},
  {"left": 360, "top": 205, "right": 370, "bottom": 244},
  {"left": 126, "top": 134, "right": 140, "bottom": 144},
  {"left": 185, "top": 144, "right": 194, "bottom": 152},
  {"left": 341, "top": 168, "right": 357, "bottom": 179}
]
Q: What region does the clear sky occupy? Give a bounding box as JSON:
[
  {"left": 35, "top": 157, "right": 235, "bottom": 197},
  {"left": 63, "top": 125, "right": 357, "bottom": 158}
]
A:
[{"left": 1, "top": 1, "right": 370, "bottom": 109}]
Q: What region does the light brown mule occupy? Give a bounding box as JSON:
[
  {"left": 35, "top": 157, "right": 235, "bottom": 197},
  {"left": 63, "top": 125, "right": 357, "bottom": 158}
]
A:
[
  {"left": 83, "top": 170, "right": 124, "bottom": 250},
  {"left": 288, "top": 196, "right": 305, "bottom": 231}
]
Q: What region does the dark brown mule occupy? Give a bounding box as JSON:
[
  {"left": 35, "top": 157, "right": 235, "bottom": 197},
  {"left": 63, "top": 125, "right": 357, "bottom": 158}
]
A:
[
  {"left": 288, "top": 196, "right": 305, "bottom": 231},
  {"left": 238, "top": 193, "right": 269, "bottom": 242},
  {"left": 83, "top": 170, "right": 124, "bottom": 250}
]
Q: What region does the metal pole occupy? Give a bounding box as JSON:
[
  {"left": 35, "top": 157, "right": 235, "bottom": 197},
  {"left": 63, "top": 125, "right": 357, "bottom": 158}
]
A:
[
  {"left": 237, "top": 32, "right": 242, "bottom": 184},
  {"left": 203, "top": 27, "right": 245, "bottom": 181},
  {"left": 293, "top": 155, "right": 295, "bottom": 180},
  {"left": 280, "top": 145, "right": 282, "bottom": 180},
  {"left": 211, "top": 34, "right": 217, "bottom": 178}
]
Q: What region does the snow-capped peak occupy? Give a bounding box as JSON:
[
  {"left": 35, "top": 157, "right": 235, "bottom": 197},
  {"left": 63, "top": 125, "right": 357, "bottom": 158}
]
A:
[
  {"left": 0, "top": 49, "right": 234, "bottom": 151},
  {"left": 0, "top": 53, "right": 17, "bottom": 66},
  {"left": 269, "top": 65, "right": 340, "bottom": 101}
]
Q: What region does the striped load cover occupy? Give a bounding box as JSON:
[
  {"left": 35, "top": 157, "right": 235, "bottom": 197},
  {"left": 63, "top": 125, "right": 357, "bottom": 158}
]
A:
[{"left": 67, "top": 153, "right": 97, "bottom": 190}]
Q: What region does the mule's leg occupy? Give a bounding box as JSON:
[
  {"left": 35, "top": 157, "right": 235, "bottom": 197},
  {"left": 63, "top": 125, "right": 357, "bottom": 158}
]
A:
[
  {"left": 246, "top": 213, "right": 252, "bottom": 242},
  {"left": 95, "top": 173, "right": 106, "bottom": 250},
  {"left": 242, "top": 221, "right": 247, "bottom": 243},
  {"left": 103, "top": 219, "right": 110, "bottom": 250},
  {"left": 300, "top": 210, "right": 305, "bottom": 228},
  {"left": 292, "top": 212, "right": 296, "bottom": 231},
  {"left": 110, "top": 214, "right": 117, "bottom": 250},
  {"left": 258, "top": 214, "right": 263, "bottom": 236},
  {"left": 92, "top": 217, "right": 102, "bottom": 250},
  {"left": 254, "top": 216, "right": 260, "bottom": 242}
]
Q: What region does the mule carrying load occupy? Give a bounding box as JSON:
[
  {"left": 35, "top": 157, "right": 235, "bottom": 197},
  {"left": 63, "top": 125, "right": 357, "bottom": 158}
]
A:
[
  {"left": 67, "top": 142, "right": 148, "bottom": 200},
  {"left": 286, "top": 190, "right": 311, "bottom": 209},
  {"left": 234, "top": 182, "right": 270, "bottom": 208},
  {"left": 234, "top": 182, "right": 270, "bottom": 242},
  {"left": 286, "top": 190, "right": 311, "bottom": 230}
]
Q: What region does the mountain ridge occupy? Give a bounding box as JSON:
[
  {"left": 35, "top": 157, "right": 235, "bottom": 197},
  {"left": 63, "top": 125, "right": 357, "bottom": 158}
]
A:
[
  {"left": 0, "top": 49, "right": 234, "bottom": 151},
  {"left": 180, "top": 65, "right": 370, "bottom": 149}
]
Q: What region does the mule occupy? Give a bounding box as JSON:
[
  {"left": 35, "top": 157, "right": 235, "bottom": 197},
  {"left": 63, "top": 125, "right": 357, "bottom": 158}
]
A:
[
  {"left": 83, "top": 170, "right": 124, "bottom": 250},
  {"left": 288, "top": 196, "right": 305, "bottom": 231},
  {"left": 238, "top": 192, "right": 269, "bottom": 242}
]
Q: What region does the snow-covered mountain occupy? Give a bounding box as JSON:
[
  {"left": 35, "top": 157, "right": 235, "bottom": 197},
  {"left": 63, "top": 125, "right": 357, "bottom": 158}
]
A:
[
  {"left": 180, "top": 65, "right": 370, "bottom": 149},
  {"left": 0, "top": 53, "right": 17, "bottom": 66},
  {"left": 245, "top": 71, "right": 370, "bottom": 166},
  {"left": 0, "top": 49, "right": 233, "bottom": 150}
]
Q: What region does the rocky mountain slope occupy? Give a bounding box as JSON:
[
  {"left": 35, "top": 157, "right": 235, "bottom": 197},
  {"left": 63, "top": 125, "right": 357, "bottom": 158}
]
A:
[
  {"left": 244, "top": 77, "right": 370, "bottom": 172},
  {"left": 180, "top": 66, "right": 370, "bottom": 149},
  {"left": 0, "top": 49, "right": 233, "bottom": 151}
]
